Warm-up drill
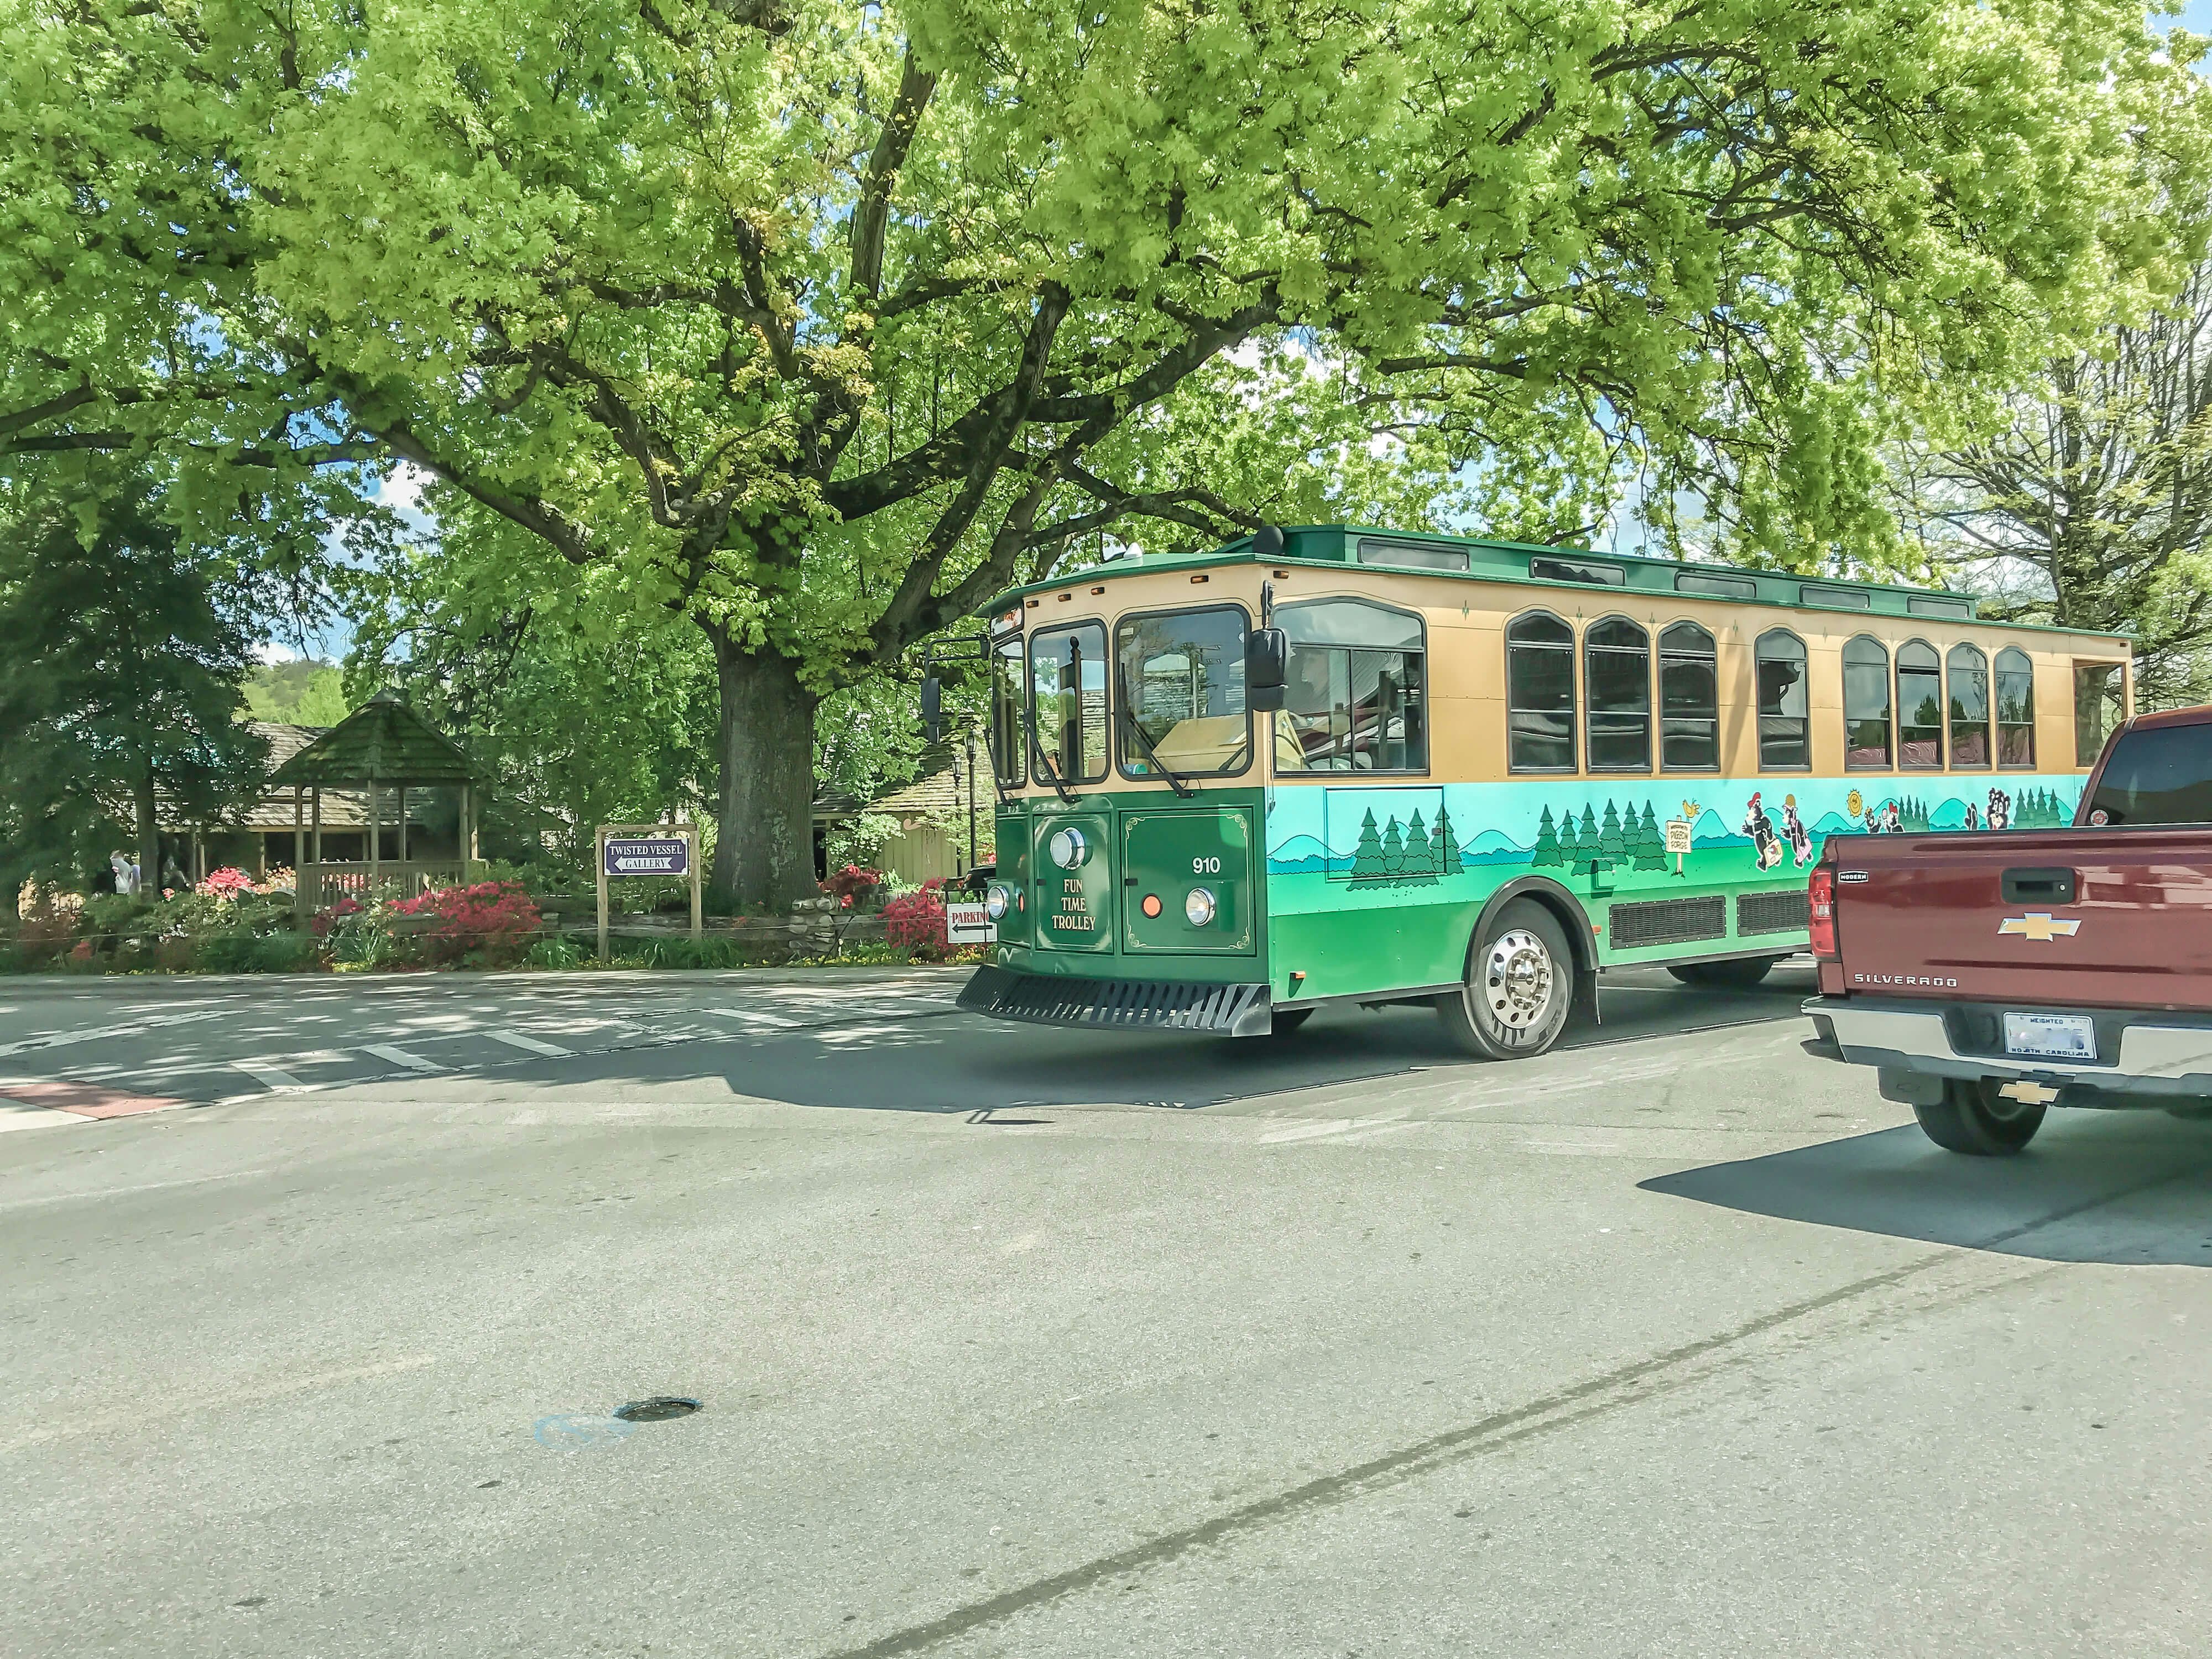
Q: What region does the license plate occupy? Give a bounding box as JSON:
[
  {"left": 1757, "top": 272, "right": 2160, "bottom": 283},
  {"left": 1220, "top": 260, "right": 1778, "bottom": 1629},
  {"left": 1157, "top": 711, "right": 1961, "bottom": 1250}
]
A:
[{"left": 2002, "top": 1012, "right": 2096, "bottom": 1062}]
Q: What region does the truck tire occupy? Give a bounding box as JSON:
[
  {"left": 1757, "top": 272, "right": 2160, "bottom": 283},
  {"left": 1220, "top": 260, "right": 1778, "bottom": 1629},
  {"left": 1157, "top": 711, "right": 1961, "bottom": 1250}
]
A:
[
  {"left": 1438, "top": 900, "right": 1574, "bottom": 1060},
  {"left": 1912, "top": 1077, "right": 2047, "bottom": 1155},
  {"left": 1667, "top": 957, "right": 1781, "bottom": 989}
]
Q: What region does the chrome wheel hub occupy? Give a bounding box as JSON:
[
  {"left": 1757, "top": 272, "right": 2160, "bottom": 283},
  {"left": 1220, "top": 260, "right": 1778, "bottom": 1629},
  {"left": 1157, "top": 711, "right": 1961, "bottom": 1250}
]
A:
[{"left": 1480, "top": 928, "right": 1554, "bottom": 1030}]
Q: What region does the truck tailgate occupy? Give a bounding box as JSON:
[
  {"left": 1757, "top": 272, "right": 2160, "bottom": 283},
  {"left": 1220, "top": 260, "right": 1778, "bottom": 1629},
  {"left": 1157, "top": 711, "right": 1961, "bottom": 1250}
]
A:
[{"left": 1831, "top": 829, "right": 2212, "bottom": 1010}]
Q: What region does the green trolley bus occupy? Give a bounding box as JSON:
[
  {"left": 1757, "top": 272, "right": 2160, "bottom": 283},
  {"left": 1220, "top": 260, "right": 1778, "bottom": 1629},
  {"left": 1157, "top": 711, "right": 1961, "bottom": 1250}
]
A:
[{"left": 956, "top": 525, "right": 2132, "bottom": 1059}]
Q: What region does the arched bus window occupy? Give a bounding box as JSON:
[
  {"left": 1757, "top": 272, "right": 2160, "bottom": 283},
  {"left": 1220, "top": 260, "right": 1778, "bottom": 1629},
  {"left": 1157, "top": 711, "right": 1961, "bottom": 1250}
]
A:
[
  {"left": 1755, "top": 629, "right": 1809, "bottom": 769},
  {"left": 1844, "top": 636, "right": 1892, "bottom": 769},
  {"left": 1276, "top": 598, "right": 1427, "bottom": 771},
  {"left": 1995, "top": 646, "right": 2035, "bottom": 767},
  {"left": 1659, "top": 622, "right": 1719, "bottom": 770},
  {"left": 1947, "top": 643, "right": 1990, "bottom": 768},
  {"left": 1506, "top": 611, "right": 1575, "bottom": 772},
  {"left": 1897, "top": 640, "right": 1943, "bottom": 768},
  {"left": 1584, "top": 617, "right": 1650, "bottom": 771}
]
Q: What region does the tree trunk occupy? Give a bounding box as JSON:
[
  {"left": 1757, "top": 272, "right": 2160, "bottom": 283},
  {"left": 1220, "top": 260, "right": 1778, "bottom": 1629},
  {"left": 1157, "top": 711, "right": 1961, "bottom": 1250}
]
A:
[
  {"left": 705, "top": 628, "right": 822, "bottom": 912},
  {"left": 135, "top": 757, "right": 158, "bottom": 903}
]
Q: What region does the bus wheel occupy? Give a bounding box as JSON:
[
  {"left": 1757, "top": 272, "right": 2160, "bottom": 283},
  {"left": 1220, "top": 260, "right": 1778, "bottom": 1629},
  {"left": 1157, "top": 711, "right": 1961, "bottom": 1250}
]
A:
[
  {"left": 1912, "top": 1077, "right": 2046, "bottom": 1155},
  {"left": 1666, "top": 957, "right": 1781, "bottom": 989},
  {"left": 1268, "top": 1008, "right": 1314, "bottom": 1036},
  {"left": 1438, "top": 901, "right": 1573, "bottom": 1060}
]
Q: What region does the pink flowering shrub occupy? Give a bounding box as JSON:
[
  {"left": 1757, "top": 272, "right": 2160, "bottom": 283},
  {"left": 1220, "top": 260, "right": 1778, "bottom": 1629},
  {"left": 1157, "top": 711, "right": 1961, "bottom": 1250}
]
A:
[
  {"left": 881, "top": 878, "right": 948, "bottom": 959},
  {"left": 196, "top": 867, "right": 255, "bottom": 900},
  {"left": 388, "top": 881, "right": 542, "bottom": 968}
]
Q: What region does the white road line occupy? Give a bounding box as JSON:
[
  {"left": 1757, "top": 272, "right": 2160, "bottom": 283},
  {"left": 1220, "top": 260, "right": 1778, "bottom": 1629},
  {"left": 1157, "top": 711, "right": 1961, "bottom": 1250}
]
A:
[
  {"left": 229, "top": 1061, "right": 305, "bottom": 1091},
  {"left": 1336, "top": 1120, "right": 1424, "bottom": 1145},
  {"left": 0, "top": 1353, "right": 437, "bottom": 1455},
  {"left": 703, "top": 1009, "right": 800, "bottom": 1028},
  {"left": 0, "top": 1168, "right": 267, "bottom": 1213},
  {"left": 487, "top": 1030, "right": 575, "bottom": 1058},
  {"left": 1260, "top": 1119, "right": 1357, "bottom": 1144},
  {"left": 0, "top": 1103, "right": 73, "bottom": 1133},
  {"left": 360, "top": 1044, "right": 447, "bottom": 1073},
  {"left": 0, "top": 1008, "right": 226, "bottom": 1059}
]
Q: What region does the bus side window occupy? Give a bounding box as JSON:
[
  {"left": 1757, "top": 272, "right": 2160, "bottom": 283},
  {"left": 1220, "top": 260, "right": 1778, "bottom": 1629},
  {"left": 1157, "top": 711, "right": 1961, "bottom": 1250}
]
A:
[
  {"left": 1947, "top": 643, "right": 1990, "bottom": 768},
  {"left": 1995, "top": 647, "right": 2034, "bottom": 767},
  {"left": 1659, "top": 622, "right": 1718, "bottom": 770},
  {"left": 1844, "top": 636, "right": 1892, "bottom": 770},
  {"left": 1897, "top": 640, "right": 1943, "bottom": 769},
  {"left": 1755, "top": 629, "right": 1809, "bottom": 769},
  {"left": 2074, "top": 662, "right": 2125, "bottom": 765},
  {"left": 1584, "top": 617, "right": 1651, "bottom": 771},
  {"left": 1506, "top": 611, "right": 1576, "bottom": 772},
  {"left": 1277, "top": 598, "right": 1427, "bottom": 771}
]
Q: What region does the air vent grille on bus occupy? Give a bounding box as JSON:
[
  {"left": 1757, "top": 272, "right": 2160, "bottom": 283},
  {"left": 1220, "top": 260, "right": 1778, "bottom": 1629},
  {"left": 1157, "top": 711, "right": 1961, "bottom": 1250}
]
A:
[
  {"left": 1736, "top": 889, "right": 1812, "bottom": 936},
  {"left": 1608, "top": 895, "right": 1726, "bottom": 948}
]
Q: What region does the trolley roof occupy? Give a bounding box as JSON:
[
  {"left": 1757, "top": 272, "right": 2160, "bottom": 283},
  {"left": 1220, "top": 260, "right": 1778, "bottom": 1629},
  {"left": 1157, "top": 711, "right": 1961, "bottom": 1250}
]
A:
[{"left": 980, "top": 525, "right": 2131, "bottom": 643}]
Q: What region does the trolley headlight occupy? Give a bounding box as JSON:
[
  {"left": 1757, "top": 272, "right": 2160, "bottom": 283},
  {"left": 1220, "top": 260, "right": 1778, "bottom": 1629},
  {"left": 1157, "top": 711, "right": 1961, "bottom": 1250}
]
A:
[
  {"left": 984, "top": 883, "right": 1011, "bottom": 921},
  {"left": 1048, "top": 827, "right": 1089, "bottom": 870},
  {"left": 1185, "top": 886, "right": 1217, "bottom": 927}
]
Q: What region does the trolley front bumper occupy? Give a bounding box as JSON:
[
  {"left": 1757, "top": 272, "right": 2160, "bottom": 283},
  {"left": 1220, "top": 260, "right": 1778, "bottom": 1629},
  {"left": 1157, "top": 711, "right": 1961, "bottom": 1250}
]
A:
[{"left": 957, "top": 965, "right": 1274, "bottom": 1037}]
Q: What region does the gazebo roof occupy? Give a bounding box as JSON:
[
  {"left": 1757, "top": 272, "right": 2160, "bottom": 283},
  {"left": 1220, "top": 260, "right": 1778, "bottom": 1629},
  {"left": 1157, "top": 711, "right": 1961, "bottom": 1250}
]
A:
[{"left": 268, "top": 691, "right": 477, "bottom": 787}]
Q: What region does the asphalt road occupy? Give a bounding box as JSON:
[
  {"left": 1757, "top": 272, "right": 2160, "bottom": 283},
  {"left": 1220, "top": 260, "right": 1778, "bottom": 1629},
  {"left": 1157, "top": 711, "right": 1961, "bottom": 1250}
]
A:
[{"left": 4, "top": 963, "right": 2210, "bottom": 1658}]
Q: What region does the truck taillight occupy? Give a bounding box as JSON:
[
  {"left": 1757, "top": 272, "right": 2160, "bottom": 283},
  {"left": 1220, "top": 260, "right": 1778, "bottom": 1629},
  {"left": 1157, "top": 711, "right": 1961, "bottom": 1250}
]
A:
[{"left": 1808, "top": 864, "right": 1838, "bottom": 960}]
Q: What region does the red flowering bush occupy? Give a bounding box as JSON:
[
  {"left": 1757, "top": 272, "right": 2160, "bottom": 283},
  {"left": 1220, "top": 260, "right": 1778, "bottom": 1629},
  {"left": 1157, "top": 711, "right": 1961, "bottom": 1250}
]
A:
[
  {"left": 822, "top": 863, "right": 885, "bottom": 911},
  {"left": 881, "top": 879, "right": 948, "bottom": 959},
  {"left": 309, "top": 894, "right": 364, "bottom": 939},
  {"left": 388, "top": 881, "right": 542, "bottom": 967},
  {"left": 196, "top": 867, "right": 254, "bottom": 900}
]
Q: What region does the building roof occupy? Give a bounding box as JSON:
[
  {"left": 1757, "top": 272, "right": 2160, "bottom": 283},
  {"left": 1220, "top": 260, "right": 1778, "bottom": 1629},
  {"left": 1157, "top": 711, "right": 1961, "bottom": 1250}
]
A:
[
  {"left": 269, "top": 691, "right": 478, "bottom": 787},
  {"left": 869, "top": 764, "right": 984, "bottom": 824}
]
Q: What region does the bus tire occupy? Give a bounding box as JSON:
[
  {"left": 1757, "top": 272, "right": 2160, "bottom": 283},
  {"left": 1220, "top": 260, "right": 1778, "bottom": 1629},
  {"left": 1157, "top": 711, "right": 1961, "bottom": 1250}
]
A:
[
  {"left": 1666, "top": 957, "right": 1782, "bottom": 989},
  {"left": 1268, "top": 1008, "right": 1314, "bottom": 1036},
  {"left": 1438, "top": 900, "right": 1574, "bottom": 1060},
  {"left": 1912, "top": 1078, "right": 2046, "bottom": 1156}
]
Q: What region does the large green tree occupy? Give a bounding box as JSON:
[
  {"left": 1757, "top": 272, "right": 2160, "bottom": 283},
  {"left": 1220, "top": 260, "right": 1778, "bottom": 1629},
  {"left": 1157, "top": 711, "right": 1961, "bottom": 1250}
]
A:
[
  {"left": 4, "top": 0, "right": 2206, "bottom": 905},
  {"left": 0, "top": 469, "right": 269, "bottom": 891}
]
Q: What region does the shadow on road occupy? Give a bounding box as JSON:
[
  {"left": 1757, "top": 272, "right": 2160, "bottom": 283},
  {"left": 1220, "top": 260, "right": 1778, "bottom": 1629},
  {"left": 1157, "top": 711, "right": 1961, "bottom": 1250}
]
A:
[
  {"left": 670, "top": 966, "right": 1820, "bottom": 1115},
  {"left": 1642, "top": 1110, "right": 2212, "bottom": 1267}
]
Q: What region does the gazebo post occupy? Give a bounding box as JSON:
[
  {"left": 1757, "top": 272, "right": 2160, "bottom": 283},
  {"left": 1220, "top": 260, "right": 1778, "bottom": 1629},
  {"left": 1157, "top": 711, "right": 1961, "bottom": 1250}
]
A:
[
  {"left": 398, "top": 783, "right": 409, "bottom": 889},
  {"left": 369, "top": 769, "right": 381, "bottom": 899},
  {"left": 460, "top": 782, "right": 475, "bottom": 876},
  {"left": 293, "top": 787, "right": 304, "bottom": 881},
  {"left": 309, "top": 786, "right": 324, "bottom": 919}
]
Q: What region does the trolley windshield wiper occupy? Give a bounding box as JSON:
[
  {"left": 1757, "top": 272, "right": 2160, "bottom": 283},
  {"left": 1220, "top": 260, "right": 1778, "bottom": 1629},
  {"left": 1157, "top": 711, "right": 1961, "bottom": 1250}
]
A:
[
  {"left": 1115, "top": 666, "right": 1195, "bottom": 799},
  {"left": 1024, "top": 709, "right": 1078, "bottom": 804}
]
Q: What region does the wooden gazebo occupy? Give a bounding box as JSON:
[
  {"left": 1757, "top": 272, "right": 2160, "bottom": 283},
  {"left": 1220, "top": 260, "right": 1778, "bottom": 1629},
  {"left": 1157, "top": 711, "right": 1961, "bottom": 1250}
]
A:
[{"left": 269, "top": 691, "right": 483, "bottom": 916}]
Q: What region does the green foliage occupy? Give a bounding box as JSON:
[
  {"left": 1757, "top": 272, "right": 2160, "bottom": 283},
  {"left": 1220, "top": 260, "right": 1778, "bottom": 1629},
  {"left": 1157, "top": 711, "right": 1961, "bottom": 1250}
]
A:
[
  {"left": 0, "top": 469, "right": 269, "bottom": 888},
  {"left": 8, "top": 0, "right": 2212, "bottom": 899},
  {"left": 244, "top": 660, "right": 353, "bottom": 728}
]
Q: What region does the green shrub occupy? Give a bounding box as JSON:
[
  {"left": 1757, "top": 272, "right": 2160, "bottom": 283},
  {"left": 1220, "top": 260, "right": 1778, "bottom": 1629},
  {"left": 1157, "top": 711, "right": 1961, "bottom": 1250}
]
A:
[{"left": 525, "top": 934, "right": 585, "bottom": 970}]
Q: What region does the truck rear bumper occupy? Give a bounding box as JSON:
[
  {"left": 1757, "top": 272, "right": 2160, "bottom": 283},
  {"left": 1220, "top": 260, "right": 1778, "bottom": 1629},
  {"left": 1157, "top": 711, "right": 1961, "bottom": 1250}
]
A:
[
  {"left": 1803, "top": 995, "right": 2212, "bottom": 1103},
  {"left": 958, "top": 965, "right": 1274, "bottom": 1037}
]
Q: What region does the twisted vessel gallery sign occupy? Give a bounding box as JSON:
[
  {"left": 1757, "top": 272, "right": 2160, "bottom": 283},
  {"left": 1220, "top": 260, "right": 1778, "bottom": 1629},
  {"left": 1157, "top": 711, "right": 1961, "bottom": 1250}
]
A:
[{"left": 602, "top": 836, "right": 689, "bottom": 877}]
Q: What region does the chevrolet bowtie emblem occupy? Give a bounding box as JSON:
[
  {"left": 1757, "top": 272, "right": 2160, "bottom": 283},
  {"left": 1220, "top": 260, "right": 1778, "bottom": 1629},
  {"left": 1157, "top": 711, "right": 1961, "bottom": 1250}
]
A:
[{"left": 1999, "top": 912, "right": 2081, "bottom": 942}]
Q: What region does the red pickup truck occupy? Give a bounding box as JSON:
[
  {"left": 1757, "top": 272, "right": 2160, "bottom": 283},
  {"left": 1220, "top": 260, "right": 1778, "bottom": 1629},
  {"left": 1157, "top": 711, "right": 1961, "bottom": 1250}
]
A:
[{"left": 1803, "top": 704, "right": 2212, "bottom": 1155}]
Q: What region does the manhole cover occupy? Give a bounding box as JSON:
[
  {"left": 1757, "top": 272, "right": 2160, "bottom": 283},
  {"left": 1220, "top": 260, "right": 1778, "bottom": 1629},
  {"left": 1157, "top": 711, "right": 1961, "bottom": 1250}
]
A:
[{"left": 613, "top": 1396, "right": 701, "bottom": 1423}]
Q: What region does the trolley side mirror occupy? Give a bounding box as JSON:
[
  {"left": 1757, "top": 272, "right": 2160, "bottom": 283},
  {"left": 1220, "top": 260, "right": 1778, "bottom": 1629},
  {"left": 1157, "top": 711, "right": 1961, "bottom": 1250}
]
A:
[
  {"left": 919, "top": 675, "right": 945, "bottom": 745},
  {"left": 1245, "top": 627, "right": 1288, "bottom": 713}
]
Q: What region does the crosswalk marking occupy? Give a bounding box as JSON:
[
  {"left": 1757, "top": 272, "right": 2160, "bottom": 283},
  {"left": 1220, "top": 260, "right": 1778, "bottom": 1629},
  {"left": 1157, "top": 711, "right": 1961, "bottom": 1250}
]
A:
[
  {"left": 360, "top": 1044, "right": 447, "bottom": 1073},
  {"left": 487, "top": 1030, "right": 575, "bottom": 1058},
  {"left": 231, "top": 1061, "right": 304, "bottom": 1091}
]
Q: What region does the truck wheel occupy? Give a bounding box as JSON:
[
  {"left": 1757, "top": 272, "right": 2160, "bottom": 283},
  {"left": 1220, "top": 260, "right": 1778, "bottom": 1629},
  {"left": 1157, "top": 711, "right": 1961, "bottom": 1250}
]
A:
[
  {"left": 1438, "top": 901, "right": 1574, "bottom": 1060},
  {"left": 1268, "top": 1008, "right": 1314, "bottom": 1036},
  {"left": 1912, "top": 1078, "right": 2047, "bottom": 1156},
  {"left": 1667, "top": 957, "right": 1781, "bottom": 989}
]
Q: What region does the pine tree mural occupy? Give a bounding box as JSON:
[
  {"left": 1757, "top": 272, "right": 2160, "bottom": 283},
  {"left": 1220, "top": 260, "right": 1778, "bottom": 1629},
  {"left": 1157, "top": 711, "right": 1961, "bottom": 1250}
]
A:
[
  {"left": 1532, "top": 805, "right": 1562, "bottom": 867},
  {"left": 1555, "top": 808, "right": 1579, "bottom": 862},
  {"left": 1349, "top": 808, "right": 1388, "bottom": 886},
  {"left": 1404, "top": 810, "right": 1436, "bottom": 879},
  {"left": 1381, "top": 816, "right": 1406, "bottom": 877},
  {"left": 1635, "top": 801, "right": 1666, "bottom": 870},
  {"left": 1433, "top": 804, "right": 1465, "bottom": 876},
  {"left": 1578, "top": 805, "right": 1600, "bottom": 863},
  {"left": 1597, "top": 801, "right": 1624, "bottom": 865}
]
